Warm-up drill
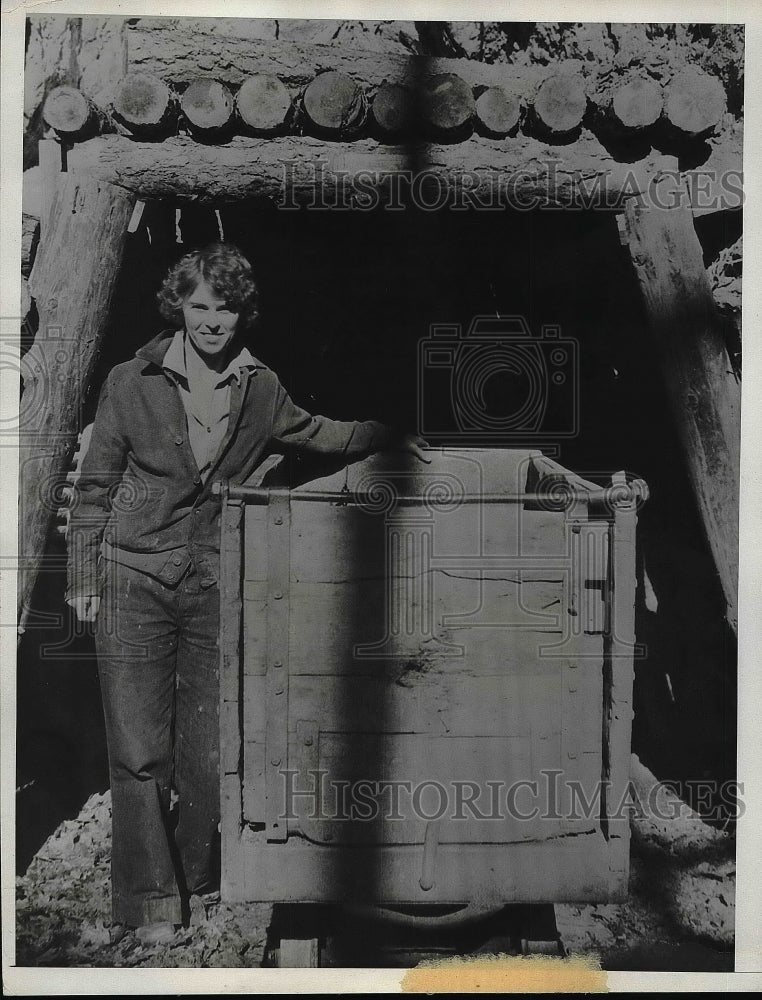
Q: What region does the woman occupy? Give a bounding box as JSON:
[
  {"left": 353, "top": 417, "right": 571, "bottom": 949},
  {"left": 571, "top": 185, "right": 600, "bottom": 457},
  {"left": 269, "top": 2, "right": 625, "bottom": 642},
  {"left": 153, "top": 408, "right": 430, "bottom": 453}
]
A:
[{"left": 66, "top": 243, "right": 427, "bottom": 944}]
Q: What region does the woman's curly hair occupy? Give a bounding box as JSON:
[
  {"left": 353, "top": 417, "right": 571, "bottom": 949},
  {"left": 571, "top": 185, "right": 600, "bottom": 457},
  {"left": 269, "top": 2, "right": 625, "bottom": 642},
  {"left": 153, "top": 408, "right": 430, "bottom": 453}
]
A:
[{"left": 156, "top": 242, "right": 259, "bottom": 332}]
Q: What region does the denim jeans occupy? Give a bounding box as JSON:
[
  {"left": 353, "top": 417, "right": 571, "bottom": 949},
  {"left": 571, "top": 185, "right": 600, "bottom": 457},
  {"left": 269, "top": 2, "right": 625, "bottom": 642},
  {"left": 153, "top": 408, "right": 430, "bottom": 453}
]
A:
[{"left": 96, "top": 559, "right": 220, "bottom": 927}]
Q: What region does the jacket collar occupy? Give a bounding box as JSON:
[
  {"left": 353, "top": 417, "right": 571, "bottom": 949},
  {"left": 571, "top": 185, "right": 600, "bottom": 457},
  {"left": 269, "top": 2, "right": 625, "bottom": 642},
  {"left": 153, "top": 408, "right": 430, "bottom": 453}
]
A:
[
  {"left": 136, "top": 329, "right": 265, "bottom": 376},
  {"left": 161, "top": 329, "right": 257, "bottom": 386}
]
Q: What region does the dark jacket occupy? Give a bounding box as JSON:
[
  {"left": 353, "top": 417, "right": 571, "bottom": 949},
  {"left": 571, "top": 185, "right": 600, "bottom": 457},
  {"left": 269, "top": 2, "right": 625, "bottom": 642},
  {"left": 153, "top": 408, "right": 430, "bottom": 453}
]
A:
[{"left": 67, "top": 330, "right": 390, "bottom": 599}]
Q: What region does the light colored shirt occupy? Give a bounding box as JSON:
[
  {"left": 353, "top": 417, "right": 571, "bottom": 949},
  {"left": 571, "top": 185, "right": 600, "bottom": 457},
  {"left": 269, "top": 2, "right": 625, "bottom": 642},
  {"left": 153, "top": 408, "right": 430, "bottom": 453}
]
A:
[{"left": 162, "top": 330, "right": 257, "bottom": 482}]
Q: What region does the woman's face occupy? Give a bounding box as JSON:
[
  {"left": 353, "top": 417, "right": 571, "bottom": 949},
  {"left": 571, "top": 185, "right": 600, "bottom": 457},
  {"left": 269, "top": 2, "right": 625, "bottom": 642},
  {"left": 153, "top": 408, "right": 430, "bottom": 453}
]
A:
[{"left": 182, "top": 279, "right": 239, "bottom": 362}]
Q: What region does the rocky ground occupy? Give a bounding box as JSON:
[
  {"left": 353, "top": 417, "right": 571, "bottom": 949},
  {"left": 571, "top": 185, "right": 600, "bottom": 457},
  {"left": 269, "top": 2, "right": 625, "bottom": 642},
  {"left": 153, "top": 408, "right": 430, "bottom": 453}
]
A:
[{"left": 14, "top": 756, "right": 734, "bottom": 971}]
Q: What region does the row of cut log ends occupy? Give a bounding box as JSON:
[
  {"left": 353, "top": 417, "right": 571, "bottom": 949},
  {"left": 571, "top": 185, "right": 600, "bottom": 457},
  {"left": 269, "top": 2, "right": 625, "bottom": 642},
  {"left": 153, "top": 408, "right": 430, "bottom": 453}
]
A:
[{"left": 41, "top": 62, "right": 730, "bottom": 144}]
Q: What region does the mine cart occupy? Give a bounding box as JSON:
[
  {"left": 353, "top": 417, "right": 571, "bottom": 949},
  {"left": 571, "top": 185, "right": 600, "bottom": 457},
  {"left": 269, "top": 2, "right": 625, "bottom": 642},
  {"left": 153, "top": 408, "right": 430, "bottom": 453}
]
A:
[{"left": 216, "top": 448, "right": 645, "bottom": 965}]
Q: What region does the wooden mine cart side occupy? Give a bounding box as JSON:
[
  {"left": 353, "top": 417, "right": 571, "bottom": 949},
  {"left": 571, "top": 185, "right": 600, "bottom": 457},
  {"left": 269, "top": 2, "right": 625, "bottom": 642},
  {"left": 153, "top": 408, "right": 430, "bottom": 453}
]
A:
[{"left": 218, "top": 448, "right": 643, "bottom": 908}]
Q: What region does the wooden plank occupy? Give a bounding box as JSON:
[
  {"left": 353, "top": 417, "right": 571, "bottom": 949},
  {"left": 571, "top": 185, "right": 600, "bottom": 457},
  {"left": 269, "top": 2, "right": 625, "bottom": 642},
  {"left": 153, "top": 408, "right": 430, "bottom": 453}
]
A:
[
  {"left": 242, "top": 735, "right": 266, "bottom": 825},
  {"left": 236, "top": 828, "right": 611, "bottom": 904},
  {"left": 242, "top": 676, "right": 267, "bottom": 733},
  {"left": 619, "top": 184, "right": 740, "bottom": 632},
  {"left": 264, "top": 492, "right": 291, "bottom": 842},
  {"left": 220, "top": 700, "right": 241, "bottom": 775},
  {"left": 603, "top": 480, "right": 638, "bottom": 889},
  {"left": 280, "top": 672, "right": 562, "bottom": 738},
  {"left": 220, "top": 773, "right": 246, "bottom": 903},
  {"left": 220, "top": 498, "right": 243, "bottom": 704},
  {"left": 20, "top": 173, "right": 136, "bottom": 631},
  {"left": 243, "top": 503, "right": 269, "bottom": 580},
  {"left": 261, "top": 585, "right": 570, "bottom": 676}
]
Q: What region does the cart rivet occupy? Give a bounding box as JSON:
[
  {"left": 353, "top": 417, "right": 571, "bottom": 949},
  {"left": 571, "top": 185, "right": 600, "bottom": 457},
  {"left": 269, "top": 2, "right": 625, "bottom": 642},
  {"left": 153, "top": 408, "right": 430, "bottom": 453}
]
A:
[
  {"left": 274, "top": 516, "right": 283, "bottom": 525},
  {"left": 271, "top": 757, "right": 281, "bottom": 766},
  {"left": 305, "top": 736, "right": 313, "bottom": 746},
  {"left": 273, "top": 590, "right": 283, "bottom": 600},
  {"left": 572, "top": 523, "right": 581, "bottom": 534},
  {"left": 275, "top": 686, "right": 284, "bottom": 695},
  {"left": 568, "top": 751, "right": 577, "bottom": 759},
  {"left": 273, "top": 661, "right": 282, "bottom": 668},
  {"left": 568, "top": 686, "right": 577, "bottom": 693}
]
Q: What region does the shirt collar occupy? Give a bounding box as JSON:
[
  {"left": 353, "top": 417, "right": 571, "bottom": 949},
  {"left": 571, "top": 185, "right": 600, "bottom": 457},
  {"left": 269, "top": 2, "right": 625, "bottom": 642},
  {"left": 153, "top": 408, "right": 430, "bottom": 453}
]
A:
[{"left": 162, "top": 329, "right": 257, "bottom": 386}]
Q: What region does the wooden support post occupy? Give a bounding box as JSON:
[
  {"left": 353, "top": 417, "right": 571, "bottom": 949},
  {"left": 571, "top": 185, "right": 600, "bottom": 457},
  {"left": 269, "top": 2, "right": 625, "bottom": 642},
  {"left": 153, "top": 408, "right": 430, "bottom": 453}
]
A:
[
  {"left": 37, "top": 138, "right": 62, "bottom": 245},
  {"left": 618, "top": 180, "right": 740, "bottom": 633},
  {"left": 21, "top": 213, "right": 39, "bottom": 280},
  {"left": 20, "top": 173, "right": 136, "bottom": 631}
]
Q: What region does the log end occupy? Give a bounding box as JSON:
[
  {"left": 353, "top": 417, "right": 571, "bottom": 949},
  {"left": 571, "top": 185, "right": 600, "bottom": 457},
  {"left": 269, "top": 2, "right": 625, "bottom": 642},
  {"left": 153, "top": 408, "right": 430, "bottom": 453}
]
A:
[
  {"left": 114, "top": 72, "right": 172, "bottom": 127},
  {"left": 371, "top": 82, "right": 414, "bottom": 136},
  {"left": 666, "top": 66, "right": 727, "bottom": 136},
  {"left": 475, "top": 85, "right": 521, "bottom": 136},
  {"left": 534, "top": 72, "right": 588, "bottom": 134},
  {"left": 612, "top": 76, "right": 663, "bottom": 130},
  {"left": 421, "top": 73, "right": 475, "bottom": 132},
  {"left": 236, "top": 74, "right": 292, "bottom": 132},
  {"left": 181, "top": 78, "right": 234, "bottom": 131},
  {"left": 42, "top": 86, "right": 90, "bottom": 134},
  {"left": 302, "top": 70, "right": 366, "bottom": 132}
]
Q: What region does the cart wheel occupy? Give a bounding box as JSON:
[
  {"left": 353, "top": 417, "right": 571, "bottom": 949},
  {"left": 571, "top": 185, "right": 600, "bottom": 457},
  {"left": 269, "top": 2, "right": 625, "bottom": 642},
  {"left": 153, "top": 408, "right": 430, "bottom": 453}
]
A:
[{"left": 276, "top": 937, "right": 320, "bottom": 967}]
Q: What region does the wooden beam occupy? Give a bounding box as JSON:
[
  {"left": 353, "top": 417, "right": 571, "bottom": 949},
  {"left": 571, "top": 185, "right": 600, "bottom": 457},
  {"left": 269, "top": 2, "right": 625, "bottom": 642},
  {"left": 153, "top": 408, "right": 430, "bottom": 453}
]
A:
[
  {"left": 618, "top": 180, "right": 740, "bottom": 633},
  {"left": 126, "top": 22, "right": 549, "bottom": 94},
  {"left": 20, "top": 173, "right": 136, "bottom": 632},
  {"left": 63, "top": 131, "right": 741, "bottom": 216}
]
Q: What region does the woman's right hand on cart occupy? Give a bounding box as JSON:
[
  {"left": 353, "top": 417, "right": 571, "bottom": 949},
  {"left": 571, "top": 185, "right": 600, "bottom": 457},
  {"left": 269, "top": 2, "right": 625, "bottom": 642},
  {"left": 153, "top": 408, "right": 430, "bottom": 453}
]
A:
[{"left": 67, "top": 595, "right": 101, "bottom": 622}]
